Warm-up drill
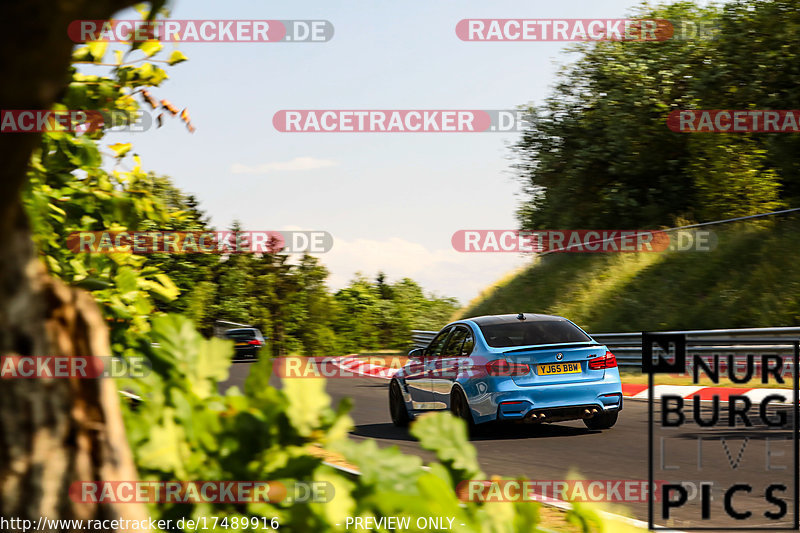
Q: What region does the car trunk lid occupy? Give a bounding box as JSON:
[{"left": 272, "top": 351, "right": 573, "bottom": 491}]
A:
[{"left": 504, "top": 342, "right": 607, "bottom": 386}]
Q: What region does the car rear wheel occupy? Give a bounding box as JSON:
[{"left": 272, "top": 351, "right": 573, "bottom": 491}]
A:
[
  {"left": 583, "top": 410, "right": 618, "bottom": 430},
  {"left": 389, "top": 380, "right": 410, "bottom": 427},
  {"left": 451, "top": 388, "right": 475, "bottom": 430}
]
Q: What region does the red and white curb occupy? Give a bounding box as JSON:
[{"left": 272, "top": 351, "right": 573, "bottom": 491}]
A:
[
  {"left": 622, "top": 383, "right": 794, "bottom": 403},
  {"left": 331, "top": 355, "right": 398, "bottom": 379},
  {"left": 334, "top": 356, "right": 794, "bottom": 403}
]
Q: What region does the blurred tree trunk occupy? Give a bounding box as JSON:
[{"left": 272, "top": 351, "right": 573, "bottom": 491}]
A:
[{"left": 0, "top": 1, "right": 151, "bottom": 531}]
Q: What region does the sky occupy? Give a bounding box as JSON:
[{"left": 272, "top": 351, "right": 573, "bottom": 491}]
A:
[{"left": 102, "top": 0, "right": 682, "bottom": 305}]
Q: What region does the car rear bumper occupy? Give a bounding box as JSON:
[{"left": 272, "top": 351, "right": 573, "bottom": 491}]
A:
[
  {"left": 464, "top": 371, "right": 622, "bottom": 424},
  {"left": 499, "top": 402, "right": 619, "bottom": 423},
  {"left": 233, "top": 347, "right": 260, "bottom": 359}
]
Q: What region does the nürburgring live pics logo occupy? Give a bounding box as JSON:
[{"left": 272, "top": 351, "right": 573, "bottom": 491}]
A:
[{"left": 645, "top": 332, "right": 800, "bottom": 530}]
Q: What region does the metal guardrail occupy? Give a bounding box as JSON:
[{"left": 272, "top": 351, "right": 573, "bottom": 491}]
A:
[
  {"left": 411, "top": 330, "right": 437, "bottom": 347},
  {"left": 411, "top": 327, "right": 800, "bottom": 371}
]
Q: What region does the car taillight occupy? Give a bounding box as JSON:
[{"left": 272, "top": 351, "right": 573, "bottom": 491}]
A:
[
  {"left": 247, "top": 339, "right": 263, "bottom": 346},
  {"left": 486, "top": 359, "right": 530, "bottom": 376},
  {"left": 588, "top": 351, "right": 617, "bottom": 370}
]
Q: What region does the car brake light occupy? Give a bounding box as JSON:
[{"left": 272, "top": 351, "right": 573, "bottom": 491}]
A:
[
  {"left": 247, "top": 339, "right": 263, "bottom": 346},
  {"left": 588, "top": 351, "right": 617, "bottom": 370},
  {"left": 486, "top": 359, "right": 530, "bottom": 376}
]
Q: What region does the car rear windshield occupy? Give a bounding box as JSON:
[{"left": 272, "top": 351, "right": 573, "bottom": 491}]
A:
[
  {"left": 479, "top": 320, "right": 591, "bottom": 348},
  {"left": 225, "top": 329, "right": 258, "bottom": 341}
]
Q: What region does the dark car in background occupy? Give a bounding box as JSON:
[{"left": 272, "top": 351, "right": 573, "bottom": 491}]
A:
[{"left": 224, "top": 328, "right": 266, "bottom": 360}]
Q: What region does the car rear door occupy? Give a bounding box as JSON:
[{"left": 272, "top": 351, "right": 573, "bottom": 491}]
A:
[
  {"left": 405, "top": 326, "right": 451, "bottom": 409},
  {"left": 429, "top": 325, "right": 473, "bottom": 409}
]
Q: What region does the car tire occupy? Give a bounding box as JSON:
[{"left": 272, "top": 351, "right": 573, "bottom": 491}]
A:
[
  {"left": 389, "top": 380, "right": 410, "bottom": 427},
  {"left": 583, "top": 410, "right": 618, "bottom": 430},
  {"left": 450, "top": 388, "right": 476, "bottom": 432}
]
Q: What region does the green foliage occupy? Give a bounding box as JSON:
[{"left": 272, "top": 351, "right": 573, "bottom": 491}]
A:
[
  {"left": 206, "top": 261, "right": 459, "bottom": 356},
  {"left": 23, "top": 9, "right": 633, "bottom": 532},
  {"left": 688, "top": 135, "right": 782, "bottom": 220},
  {"left": 333, "top": 275, "right": 460, "bottom": 353},
  {"left": 21, "top": 10, "right": 201, "bottom": 362},
  {"left": 125, "top": 314, "right": 634, "bottom": 532},
  {"left": 514, "top": 0, "right": 800, "bottom": 231},
  {"left": 123, "top": 314, "right": 350, "bottom": 528},
  {"left": 410, "top": 413, "right": 482, "bottom": 484},
  {"left": 462, "top": 218, "right": 800, "bottom": 332},
  {"left": 25, "top": 34, "right": 456, "bottom": 360}
]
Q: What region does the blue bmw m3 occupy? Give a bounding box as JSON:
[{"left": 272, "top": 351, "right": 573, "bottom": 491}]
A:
[{"left": 389, "top": 313, "right": 622, "bottom": 430}]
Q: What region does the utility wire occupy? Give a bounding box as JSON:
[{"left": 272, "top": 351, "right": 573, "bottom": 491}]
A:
[{"left": 537, "top": 206, "right": 800, "bottom": 255}]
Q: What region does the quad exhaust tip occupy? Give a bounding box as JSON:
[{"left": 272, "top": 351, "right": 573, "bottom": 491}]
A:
[
  {"left": 525, "top": 411, "right": 546, "bottom": 423},
  {"left": 524, "top": 407, "right": 600, "bottom": 423}
]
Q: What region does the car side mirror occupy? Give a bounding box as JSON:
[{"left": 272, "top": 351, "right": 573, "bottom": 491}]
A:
[{"left": 408, "top": 348, "right": 425, "bottom": 360}]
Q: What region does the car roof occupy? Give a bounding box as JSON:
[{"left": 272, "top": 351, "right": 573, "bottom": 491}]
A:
[
  {"left": 462, "top": 313, "right": 568, "bottom": 326},
  {"left": 225, "top": 328, "right": 259, "bottom": 333}
]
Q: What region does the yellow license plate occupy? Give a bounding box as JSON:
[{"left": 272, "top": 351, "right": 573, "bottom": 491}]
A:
[{"left": 537, "top": 362, "right": 581, "bottom": 375}]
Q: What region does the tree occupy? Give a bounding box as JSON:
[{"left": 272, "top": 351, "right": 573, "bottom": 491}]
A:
[
  {"left": 0, "top": 2, "right": 170, "bottom": 528},
  {"left": 513, "top": 1, "right": 797, "bottom": 231}
]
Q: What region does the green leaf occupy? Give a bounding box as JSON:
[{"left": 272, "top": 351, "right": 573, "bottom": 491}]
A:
[
  {"left": 334, "top": 438, "right": 422, "bottom": 493},
  {"left": 282, "top": 376, "right": 330, "bottom": 437},
  {"left": 312, "top": 469, "right": 356, "bottom": 525},
  {"left": 149, "top": 314, "right": 232, "bottom": 399},
  {"left": 139, "top": 40, "right": 162, "bottom": 58},
  {"left": 45, "top": 255, "right": 62, "bottom": 274},
  {"left": 114, "top": 266, "right": 139, "bottom": 294},
  {"left": 109, "top": 142, "right": 132, "bottom": 158},
  {"left": 137, "top": 410, "right": 186, "bottom": 475},
  {"left": 72, "top": 46, "right": 92, "bottom": 62},
  {"left": 87, "top": 41, "right": 108, "bottom": 62},
  {"left": 138, "top": 273, "right": 180, "bottom": 302},
  {"left": 167, "top": 50, "right": 188, "bottom": 65},
  {"left": 73, "top": 277, "right": 113, "bottom": 291},
  {"left": 410, "top": 412, "right": 483, "bottom": 482}
]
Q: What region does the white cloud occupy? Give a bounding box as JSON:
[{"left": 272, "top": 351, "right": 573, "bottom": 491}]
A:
[
  {"left": 230, "top": 157, "right": 338, "bottom": 174},
  {"left": 321, "top": 236, "right": 532, "bottom": 305}
]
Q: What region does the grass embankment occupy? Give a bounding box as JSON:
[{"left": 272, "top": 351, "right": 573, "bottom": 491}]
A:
[
  {"left": 459, "top": 219, "right": 800, "bottom": 333},
  {"left": 458, "top": 219, "right": 800, "bottom": 389}
]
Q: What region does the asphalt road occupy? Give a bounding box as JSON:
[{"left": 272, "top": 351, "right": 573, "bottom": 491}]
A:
[{"left": 222, "top": 361, "right": 798, "bottom": 530}]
